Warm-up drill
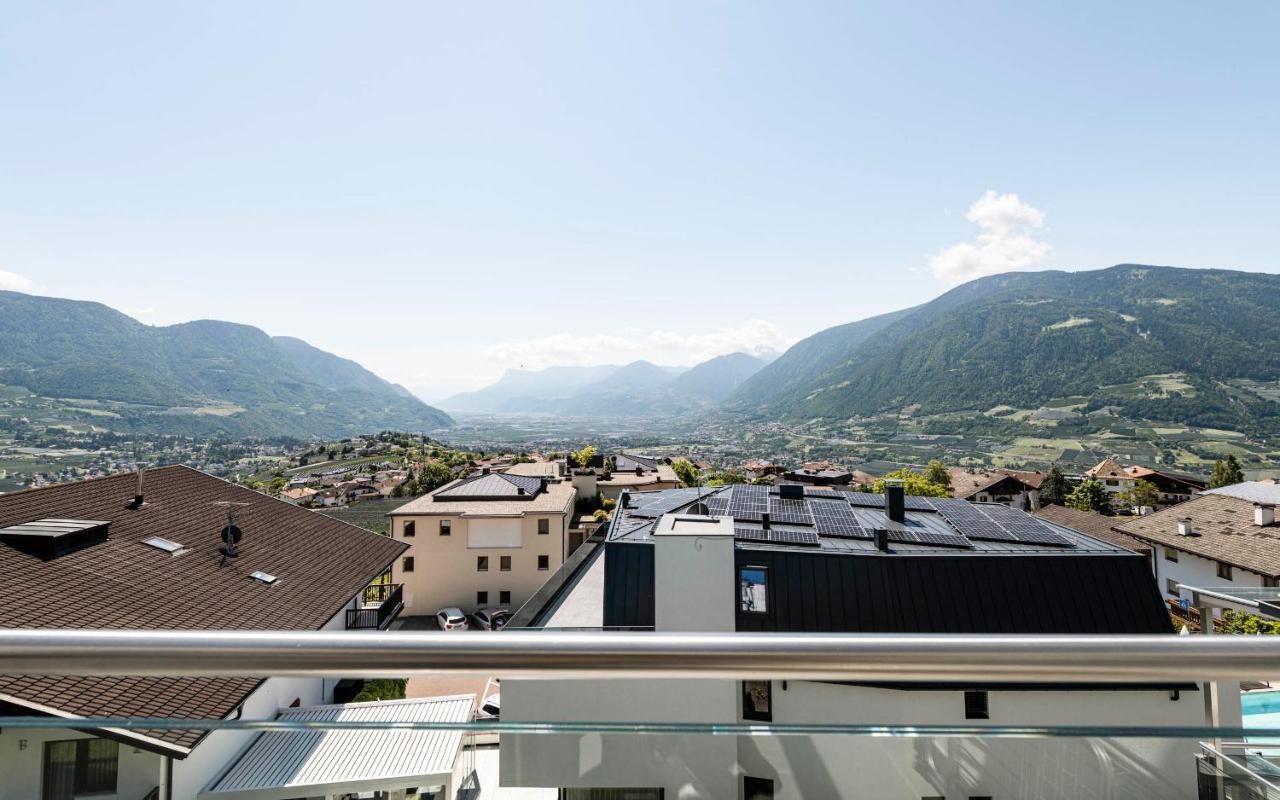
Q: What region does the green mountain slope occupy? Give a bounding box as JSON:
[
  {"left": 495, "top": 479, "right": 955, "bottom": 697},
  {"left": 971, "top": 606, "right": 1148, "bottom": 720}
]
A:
[
  {"left": 726, "top": 265, "right": 1280, "bottom": 434},
  {"left": 0, "top": 291, "right": 452, "bottom": 438},
  {"left": 668, "top": 352, "right": 769, "bottom": 402}
]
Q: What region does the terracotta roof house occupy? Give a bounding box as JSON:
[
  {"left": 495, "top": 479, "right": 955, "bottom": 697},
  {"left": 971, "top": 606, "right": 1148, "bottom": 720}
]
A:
[
  {"left": 0, "top": 465, "right": 406, "bottom": 799},
  {"left": 1116, "top": 484, "right": 1280, "bottom": 604},
  {"left": 949, "top": 468, "right": 1044, "bottom": 508},
  {"left": 1084, "top": 458, "right": 1206, "bottom": 506}
]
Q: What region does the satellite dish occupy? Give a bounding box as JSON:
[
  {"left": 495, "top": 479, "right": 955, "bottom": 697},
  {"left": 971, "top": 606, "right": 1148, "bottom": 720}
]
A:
[{"left": 221, "top": 524, "right": 242, "bottom": 558}]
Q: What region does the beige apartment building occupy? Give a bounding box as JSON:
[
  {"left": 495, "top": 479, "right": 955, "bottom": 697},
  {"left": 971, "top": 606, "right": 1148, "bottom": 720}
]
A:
[{"left": 388, "top": 469, "right": 577, "bottom": 617}]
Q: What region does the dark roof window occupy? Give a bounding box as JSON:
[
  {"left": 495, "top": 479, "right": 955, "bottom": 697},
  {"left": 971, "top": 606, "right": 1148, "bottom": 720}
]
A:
[{"left": 0, "top": 518, "right": 110, "bottom": 560}]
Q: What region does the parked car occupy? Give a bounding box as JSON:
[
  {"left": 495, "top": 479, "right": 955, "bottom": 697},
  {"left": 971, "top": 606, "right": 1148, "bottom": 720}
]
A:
[
  {"left": 471, "top": 607, "right": 511, "bottom": 631},
  {"left": 435, "top": 607, "right": 469, "bottom": 631},
  {"left": 477, "top": 693, "right": 501, "bottom": 720}
]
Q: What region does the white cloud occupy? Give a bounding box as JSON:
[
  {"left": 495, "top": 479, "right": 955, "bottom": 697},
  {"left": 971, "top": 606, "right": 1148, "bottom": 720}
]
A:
[
  {"left": 0, "top": 269, "right": 34, "bottom": 292},
  {"left": 483, "top": 319, "right": 796, "bottom": 371},
  {"left": 929, "top": 190, "right": 1052, "bottom": 285}
]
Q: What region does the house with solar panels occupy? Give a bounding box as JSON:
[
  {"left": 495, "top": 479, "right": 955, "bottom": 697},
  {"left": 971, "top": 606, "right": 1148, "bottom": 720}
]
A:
[{"left": 499, "top": 481, "right": 1203, "bottom": 799}]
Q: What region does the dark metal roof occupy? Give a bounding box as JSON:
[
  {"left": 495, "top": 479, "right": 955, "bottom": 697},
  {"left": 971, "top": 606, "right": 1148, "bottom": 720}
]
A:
[
  {"left": 433, "top": 471, "right": 544, "bottom": 500},
  {"left": 613, "top": 453, "right": 660, "bottom": 472},
  {"left": 610, "top": 486, "right": 1128, "bottom": 556}
]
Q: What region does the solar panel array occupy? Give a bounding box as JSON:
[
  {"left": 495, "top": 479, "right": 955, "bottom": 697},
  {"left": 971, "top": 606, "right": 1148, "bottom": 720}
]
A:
[
  {"left": 808, "top": 498, "right": 870, "bottom": 539},
  {"left": 927, "top": 498, "right": 1073, "bottom": 547},
  {"left": 881, "top": 526, "right": 972, "bottom": 549},
  {"left": 769, "top": 497, "right": 815, "bottom": 526},
  {"left": 845, "top": 492, "right": 935, "bottom": 511},
  {"left": 617, "top": 483, "right": 1072, "bottom": 552}
]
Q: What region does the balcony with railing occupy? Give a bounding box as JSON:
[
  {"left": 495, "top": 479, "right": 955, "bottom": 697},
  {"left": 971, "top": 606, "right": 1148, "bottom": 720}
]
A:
[
  {"left": 345, "top": 581, "right": 404, "bottom": 630},
  {"left": 0, "top": 630, "right": 1279, "bottom": 799}
]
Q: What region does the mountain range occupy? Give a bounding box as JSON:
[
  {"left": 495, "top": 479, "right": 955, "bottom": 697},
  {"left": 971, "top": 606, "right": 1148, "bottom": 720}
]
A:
[
  {"left": 726, "top": 265, "right": 1280, "bottom": 436},
  {"left": 440, "top": 352, "right": 774, "bottom": 415},
  {"left": 0, "top": 291, "right": 452, "bottom": 438}
]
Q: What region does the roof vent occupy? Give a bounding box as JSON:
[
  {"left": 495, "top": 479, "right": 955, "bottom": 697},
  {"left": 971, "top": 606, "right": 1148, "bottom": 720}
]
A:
[
  {"left": 142, "top": 536, "right": 188, "bottom": 555},
  {"left": 1178, "top": 518, "right": 1196, "bottom": 537},
  {"left": 517, "top": 486, "right": 526, "bottom": 495},
  {"left": 0, "top": 519, "right": 110, "bottom": 560},
  {"left": 1256, "top": 504, "right": 1277, "bottom": 527},
  {"left": 128, "top": 465, "right": 147, "bottom": 510}
]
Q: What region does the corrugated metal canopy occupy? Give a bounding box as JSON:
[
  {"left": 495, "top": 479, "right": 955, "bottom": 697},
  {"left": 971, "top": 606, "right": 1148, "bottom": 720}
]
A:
[{"left": 201, "top": 695, "right": 474, "bottom": 800}]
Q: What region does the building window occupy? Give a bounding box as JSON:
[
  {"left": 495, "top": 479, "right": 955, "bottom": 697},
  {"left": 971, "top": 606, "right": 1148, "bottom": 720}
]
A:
[
  {"left": 403, "top": 556, "right": 414, "bottom": 573},
  {"left": 538, "top": 554, "right": 550, "bottom": 571},
  {"left": 739, "top": 565, "right": 769, "bottom": 613},
  {"left": 1218, "top": 562, "right": 1233, "bottom": 581},
  {"left": 499, "top": 590, "right": 511, "bottom": 605},
  {"left": 1167, "top": 578, "right": 1180, "bottom": 596},
  {"left": 440, "top": 520, "right": 451, "bottom": 536},
  {"left": 1165, "top": 547, "right": 1178, "bottom": 562},
  {"left": 403, "top": 520, "right": 415, "bottom": 537},
  {"left": 477, "top": 591, "right": 488, "bottom": 605},
  {"left": 744, "top": 776, "right": 775, "bottom": 800},
  {"left": 538, "top": 518, "right": 550, "bottom": 535},
  {"left": 43, "top": 738, "right": 119, "bottom": 799},
  {"left": 964, "top": 690, "right": 989, "bottom": 720},
  {"left": 499, "top": 555, "right": 512, "bottom": 572},
  {"left": 1106, "top": 479, "right": 1118, "bottom": 487},
  {"left": 743, "top": 681, "right": 772, "bottom": 722},
  {"left": 477, "top": 556, "right": 489, "bottom": 572}
]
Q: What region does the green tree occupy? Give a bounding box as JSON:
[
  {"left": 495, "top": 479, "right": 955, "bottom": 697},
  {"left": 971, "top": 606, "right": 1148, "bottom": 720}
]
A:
[
  {"left": 671, "top": 458, "right": 701, "bottom": 488},
  {"left": 570, "top": 445, "right": 598, "bottom": 470},
  {"left": 1039, "top": 465, "right": 1070, "bottom": 506},
  {"left": 1065, "top": 478, "right": 1112, "bottom": 514},
  {"left": 1210, "top": 455, "right": 1244, "bottom": 489},
  {"left": 417, "top": 461, "right": 454, "bottom": 493},
  {"left": 351, "top": 678, "right": 407, "bottom": 703},
  {"left": 871, "top": 467, "right": 949, "bottom": 497},
  {"left": 705, "top": 469, "right": 748, "bottom": 487},
  {"left": 1118, "top": 478, "right": 1160, "bottom": 511},
  {"left": 923, "top": 460, "right": 951, "bottom": 490}
]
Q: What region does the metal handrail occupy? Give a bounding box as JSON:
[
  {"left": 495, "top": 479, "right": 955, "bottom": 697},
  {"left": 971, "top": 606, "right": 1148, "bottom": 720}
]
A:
[{"left": 2, "top": 629, "right": 1280, "bottom": 681}]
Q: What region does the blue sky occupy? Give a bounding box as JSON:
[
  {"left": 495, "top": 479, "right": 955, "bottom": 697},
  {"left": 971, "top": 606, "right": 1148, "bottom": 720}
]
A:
[{"left": 2, "top": 2, "right": 1277, "bottom": 399}]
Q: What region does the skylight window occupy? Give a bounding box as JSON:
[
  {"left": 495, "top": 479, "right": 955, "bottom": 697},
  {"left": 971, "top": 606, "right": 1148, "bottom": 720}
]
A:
[
  {"left": 249, "top": 570, "right": 278, "bottom": 584},
  {"left": 142, "top": 536, "right": 186, "bottom": 554}
]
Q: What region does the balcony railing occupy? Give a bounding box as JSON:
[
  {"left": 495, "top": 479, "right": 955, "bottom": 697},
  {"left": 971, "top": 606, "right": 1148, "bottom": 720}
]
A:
[{"left": 344, "top": 582, "right": 403, "bottom": 630}]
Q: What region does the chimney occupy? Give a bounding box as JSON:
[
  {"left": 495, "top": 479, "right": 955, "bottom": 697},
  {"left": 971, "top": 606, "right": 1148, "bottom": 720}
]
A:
[
  {"left": 874, "top": 528, "right": 890, "bottom": 551},
  {"left": 539, "top": 477, "right": 548, "bottom": 494},
  {"left": 620, "top": 491, "right": 631, "bottom": 509},
  {"left": 129, "top": 465, "right": 146, "bottom": 509},
  {"left": 1257, "top": 504, "right": 1276, "bottom": 527},
  {"left": 481, "top": 466, "right": 490, "bottom": 475},
  {"left": 635, "top": 466, "right": 644, "bottom": 477},
  {"left": 761, "top": 512, "right": 771, "bottom": 531},
  {"left": 1178, "top": 518, "right": 1195, "bottom": 537},
  {"left": 885, "top": 478, "right": 905, "bottom": 524},
  {"left": 517, "top": 487, "right": 526, "bottom": 495}
]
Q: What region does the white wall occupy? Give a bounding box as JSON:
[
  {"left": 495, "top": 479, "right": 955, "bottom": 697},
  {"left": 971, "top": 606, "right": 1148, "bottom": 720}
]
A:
[
  {"left": 741, "top": 680, "right": 1200, "bottom": 800},
  {"left": 1153, "top": 542, "right": 1265, "bottom": 605},
  {"left": 500, "top": 678, "right": 1202, "bottom": 800},
  {"left": 0, "top": 728, "right": 163, "bottom": 800}
]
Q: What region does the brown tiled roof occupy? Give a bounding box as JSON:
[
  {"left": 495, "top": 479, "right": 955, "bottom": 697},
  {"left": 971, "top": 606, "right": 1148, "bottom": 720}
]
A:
[
  {"left": 1087, "top": 457, "right": 1127, "bottom": 479},
  {"left": 1116, "top": 494, "right": 1280, "bottom": 578},
  {"left": 0, "top": 466, "right": 407, "bottom": 753},
  {"left": 949, "top": 468, "right": 1044, "bottom": 499},
  {"left": 1033, "top": 505, "right": 1150, "bottom": 555}
]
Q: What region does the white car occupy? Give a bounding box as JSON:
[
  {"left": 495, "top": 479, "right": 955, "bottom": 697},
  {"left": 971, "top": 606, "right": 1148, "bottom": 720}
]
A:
[
  {"left": 435, "top": 607, "right": 469, "bottom": 631},
  {"left": 477, "top": 693, "right": 501, "bottom": 720}
]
